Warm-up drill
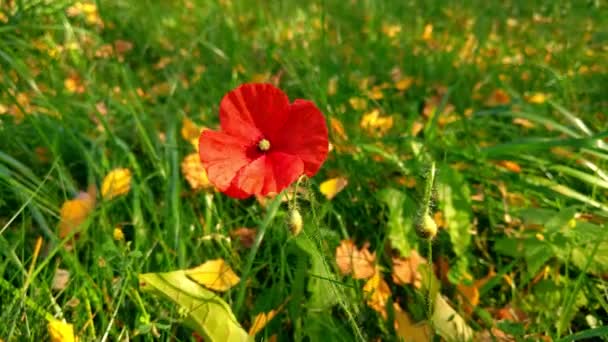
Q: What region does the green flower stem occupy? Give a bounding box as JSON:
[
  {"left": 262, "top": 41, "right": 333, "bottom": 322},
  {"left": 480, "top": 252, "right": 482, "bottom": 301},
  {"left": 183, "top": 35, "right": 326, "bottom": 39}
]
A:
[{"left": 234, "top": 193, "right": 282, "bottom": 318}]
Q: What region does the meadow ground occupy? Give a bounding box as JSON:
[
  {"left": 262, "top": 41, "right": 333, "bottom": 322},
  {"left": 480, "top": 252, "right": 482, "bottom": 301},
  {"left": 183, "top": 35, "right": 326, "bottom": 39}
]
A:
[{"left": 1, "top": 0, "right": 607, "bottom": 341}]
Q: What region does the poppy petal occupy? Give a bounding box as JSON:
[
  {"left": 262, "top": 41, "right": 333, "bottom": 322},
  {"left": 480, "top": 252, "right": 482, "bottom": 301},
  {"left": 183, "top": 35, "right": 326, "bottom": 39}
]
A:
[
  {"left": 273, "top": 99, "right": 329, "bottom": 176},
  {"left": 199, "top": 130, "right": 251, "bottom": 191},
  {"left": 232, "top": 153, "right": 304, "bottom": 197},
  {"left": 220, "top": 83, "right": 290, "bottom": 142},
  {"left": 265, "top": 152, "right": 304, "bottom": 194},
  {"left": 223, "top": 182, "right": 251, "bottom": 199}
]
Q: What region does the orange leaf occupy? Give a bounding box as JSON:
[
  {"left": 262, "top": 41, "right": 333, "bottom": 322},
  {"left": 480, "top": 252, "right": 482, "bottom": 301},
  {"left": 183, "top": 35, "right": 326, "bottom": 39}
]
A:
[
  {"left": 330, "top": 117, "right": 348, "bottom": 141},
  {"left": 394, "top": 303, "right": 432, "bottom": 342},
  {"left": 495, "top": 160, "right": 522, "bottom": 173},
  {"left": 335, "top": 240, "right": 376, "bottom": 279},
  {"left": 58, "top": 189, "right": 96, "bottom": 239},
  {"left": 458, "top": 270, "right": 496, "bottom": 314},
  {"left": 392, "top": 250, "right": 426, "bottom": 288},
  {"left": 363, "top": 270, "right": 391, "bottom": 318},
  {"left": 248, "top": 309, "right": 278, "bottom": 336},
  {"left": 486, "top": 89, "right": 511, "bottom": 106},
  {"left": 230, "top": 227, "right": 257, "bottom": 248}
]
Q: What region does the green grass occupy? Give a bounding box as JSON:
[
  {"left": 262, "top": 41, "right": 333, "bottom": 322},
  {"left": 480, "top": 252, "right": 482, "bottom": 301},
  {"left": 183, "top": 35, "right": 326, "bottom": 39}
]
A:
[{"left": 1, "top": 0, "right": 607, "bottom": 340}]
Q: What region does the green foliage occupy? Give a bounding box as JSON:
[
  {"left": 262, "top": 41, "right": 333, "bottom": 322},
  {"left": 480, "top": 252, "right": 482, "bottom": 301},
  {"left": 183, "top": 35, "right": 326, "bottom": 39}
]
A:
[
  {"left": 377, "top": 188, "right": 417, "bottom": 256},
  {"left": 0, "top": 0, "right": 607, "bottom": 340},
  {"left": 139, "top": 271, "right": 251, "bottom": 341}
]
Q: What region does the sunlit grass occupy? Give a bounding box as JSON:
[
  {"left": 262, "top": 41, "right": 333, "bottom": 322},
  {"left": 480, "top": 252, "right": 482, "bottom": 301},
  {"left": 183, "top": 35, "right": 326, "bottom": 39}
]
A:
[{"left": 1, "top": 0, "right": 607, "bottom": 340}]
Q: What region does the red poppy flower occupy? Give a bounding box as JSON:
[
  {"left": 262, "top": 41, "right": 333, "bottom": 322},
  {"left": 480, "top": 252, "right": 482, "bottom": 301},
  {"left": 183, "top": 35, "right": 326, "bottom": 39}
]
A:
[{"left": 199, "top": 83, "right": 329, "bottom": 199}]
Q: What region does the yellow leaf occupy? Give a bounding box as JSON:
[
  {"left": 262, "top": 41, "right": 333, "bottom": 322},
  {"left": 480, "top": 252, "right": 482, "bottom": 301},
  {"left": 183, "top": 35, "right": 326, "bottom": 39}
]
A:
[
  {"left": 248, "top": 309, "right": 278, "bottom": 336},
  {"left": 113, "top": 227, "right": 125, "bottom": 241},
  {"left": 329, "top": 117, "right": 348, "bottom": 141},
  {"left": 319, "top": 177, "right": 348, "bottom": 200},
  {"left": 64, "top": 74, "right": 85, "bottom": 94},
  {"left": 58, "top": 190, "right": 95, "bottom": 239},
  {"left": 394, "top": 303, "right": 432, "bottom": 342},
  {"left": 526, "top": 92, "right": 548, "bottom": 104},
  {"left": 181, "top": 117, "right": 204, "bottom": 149},
  {"left": 335, "top": 240, "right": 376, "bottom": 279},
  {"left": 382, "top": 23, "right": 401, "bottom": 38},
  {"left": 422, "top": 23, "right": 433, "bottom": 41},
  {"left": 363, "top": 270, "right": 391, "bottom": 318},
  {"left": 186, "top": 259, "right": 240, "bottom": 292},
  {"left": 48, "top": 319, "right": 77, "bottom": 342},
  {"left": 327, "top": 76, "right": 338, "bottom": 96},
  {"left": 367, "top": 86, "right": 384, "bottom": 100},
  {"left": 181, "top": 153, "right": 212, "bottom": 191},
  {"left": 395, "top": 77, "right": 414, "bottom": 91},
  {"left": 101, "top": 168, "right": 132, "bottom": 200},
  {"left": 512, "top": 117, "right": 535, "bottom": 129},
  {"left": 360, "top": 109, "right": 393, "bottom": 136},
  {"left": 348, "top": 97, "right": 367, "bottom": 111}
]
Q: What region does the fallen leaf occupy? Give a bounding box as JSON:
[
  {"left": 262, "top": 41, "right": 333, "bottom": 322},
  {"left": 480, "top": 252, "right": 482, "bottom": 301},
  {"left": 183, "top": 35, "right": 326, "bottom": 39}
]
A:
[
  {"left": 230, "top": 227, "right": 257, "bottom": 248},
  {"left": 335, "top": 240, "right": 376, "bottom": 279},
  {"left": 486, "top": 89, "right": 511, "bottom": 106},
  {"left": 411, "top": 120, "right": 424, "bottom": 137},
  {"left": 360, "top": 109, "right": 393, "bottom": 136},
  {"left": 248, "top": 309, "right": 278, "bottom": 336},
  {"left": 101, "top": 168, "right": 132, "bottom": 200},
  {"left": 363, "top": 270, "right": 391, "bottom": 318},
  {"left": 113, "top": 40, "right": 133, "bottom": 54},
  {"left": 186, "top": 259, "right": 240, "bottom": 292},
  {"left": 139, "top": 271, "right": 249, "bottom": 341},
  {"left": 181, "top": 117, "right": 204, "bottom": 149},
  {"left": 526, "top": 92, "right": 548, "bottom": 104},
  {"left": 381, "top": 23, "right": 401, "bottom": 38},
  {"left": 181, "top": 153, "right": 213, "bottom": 191},
  {"left": 432, "top": 294, "right": 474, "bottom": 341},
  {"left": 319, "top": 177, "right": 348, "bottom": 200},
  {"left": 422, "top": 23, "right": 433, "bottom": 41},
  {"left": 513, "top": 117, "right": 535, "bottom": 129},
  {"left": 457, "top": 269, "right": 496, "bottom": 314},
  {"left": 52, "top": 269, "right": 70, "bottom": 291},
  {"left": 58, "top": 189, "right": 96, "bottom": 239},
  {"left": 395, "top": 77, "right": 414, "bottom": 91},
  {"left": 495, "top": 160, "right": 522, "bottom": 173},
  {"left": 327, "top": 76, "right": 338, "bottom": 96},
  {"left": 392, "top": 250, "right": 426, "bottom": 288},
  {"left": 64, "top": 73, "right": 85, "bottom": 94},
  {"left": 113, "top": 227, "right": 125, "bottom": 241},
  {"left": 330, "top": 117, "right": 348, "bottom": 141},
  {"left": 394, "top": 303, "right": 432, "bottom": 342},
  {"left": 475, "top": 327, "right": 516, "bottom": 342},
  {"left": 48, "top": 319, "right": 77, "bottom": 342},
  {"left": 348, "top": 97, "right": 367, "bottom": 111}
]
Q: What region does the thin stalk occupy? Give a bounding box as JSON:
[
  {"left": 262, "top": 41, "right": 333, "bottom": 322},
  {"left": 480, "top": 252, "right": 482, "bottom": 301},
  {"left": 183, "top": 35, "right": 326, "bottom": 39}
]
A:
[{"left": 234, "top": 194, "right": 282, "bottom": 317}]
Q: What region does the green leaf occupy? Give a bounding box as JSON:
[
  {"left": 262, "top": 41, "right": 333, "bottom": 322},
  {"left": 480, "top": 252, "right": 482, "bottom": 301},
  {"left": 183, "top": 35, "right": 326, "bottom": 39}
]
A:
[
  {"left": 377, "top": 188, "right": 417, "bottom": 256},
  {"left": 295, "top": 234, "right": 339, "bottom": 310},
  {"left": 139, "top": 271, "right": 251, "bottom": 342},
  {"left": 524, "top": 239, "right": 554, "bottom": 276},
  {"left": 437, "top": 164, "right": 472, "bottom": 256},
  {"left": 571, "top": 240, "right": 608, "bottom": 275}
]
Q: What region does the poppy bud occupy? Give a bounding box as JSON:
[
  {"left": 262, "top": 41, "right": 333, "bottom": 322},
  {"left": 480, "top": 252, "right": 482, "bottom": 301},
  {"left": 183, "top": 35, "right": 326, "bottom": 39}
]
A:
[
  {"left": 417, "top": 213, "right": 437, "bottom": 239},
  {"left": 288, "top": 208, "right": 303, "bottom": 236}
]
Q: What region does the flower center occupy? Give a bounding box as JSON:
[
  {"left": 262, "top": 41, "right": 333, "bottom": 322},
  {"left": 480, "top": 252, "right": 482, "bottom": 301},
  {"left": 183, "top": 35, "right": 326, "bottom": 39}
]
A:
[{"left": 257, "top": 138, "right": 271, "bottom": 151}]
